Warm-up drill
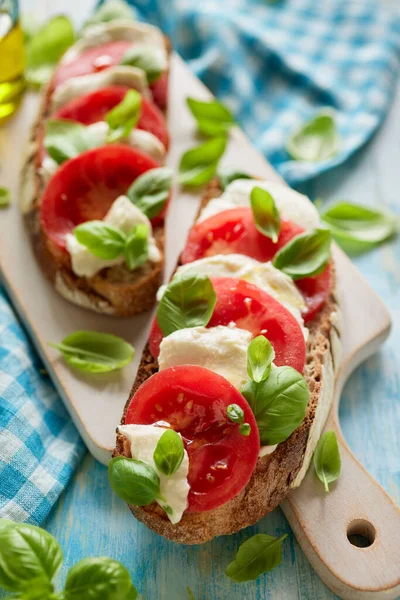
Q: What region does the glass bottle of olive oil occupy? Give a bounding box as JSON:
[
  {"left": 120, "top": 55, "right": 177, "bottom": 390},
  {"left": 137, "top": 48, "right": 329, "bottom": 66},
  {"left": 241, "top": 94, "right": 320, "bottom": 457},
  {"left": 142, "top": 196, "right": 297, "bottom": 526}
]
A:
[{"left": 0, "top": 0, "right": 25, "bottom": 123}]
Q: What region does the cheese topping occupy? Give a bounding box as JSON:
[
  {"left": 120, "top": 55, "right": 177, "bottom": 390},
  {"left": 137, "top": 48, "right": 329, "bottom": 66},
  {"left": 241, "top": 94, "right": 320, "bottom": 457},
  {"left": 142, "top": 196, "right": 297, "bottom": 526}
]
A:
[
  {"left": 66, "top": 195, "right": 161, "bottom": 278},
  {"left": 159, "top": 325, "right": 252, "bottom": 389},
  {"left": 198, "top": 179, "right": 321, "bottom": 232},
  {"left": 118, "top": 424, "right": 190, "bottom": 524},
  {"left": 51, "top": 66, "right": 150, "bottom": 111}
]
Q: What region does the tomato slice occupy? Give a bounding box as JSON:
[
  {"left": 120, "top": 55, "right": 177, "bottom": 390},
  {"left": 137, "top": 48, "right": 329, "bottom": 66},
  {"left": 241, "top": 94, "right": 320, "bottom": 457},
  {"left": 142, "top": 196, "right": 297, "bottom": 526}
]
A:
[
  {"left": 149, "top": 72, "right": 168, "bottom": 111},
  {"left": 181, "top": 207, "right": 304, "bottom": 264},
  {"left": 150, "top": 277, "right": 306, "bottom": 372},
  {"left": 55, "top": 86, "right": 169, "bottom": 149},
  {"left": 40, "top": 145, "right": 160, "bottom": 250},
  {"left": 296, "top": 263, "right": 332, "bottom": 322},
  {"left": 124, "top": 365, "right": 260, "bottom": 513}
]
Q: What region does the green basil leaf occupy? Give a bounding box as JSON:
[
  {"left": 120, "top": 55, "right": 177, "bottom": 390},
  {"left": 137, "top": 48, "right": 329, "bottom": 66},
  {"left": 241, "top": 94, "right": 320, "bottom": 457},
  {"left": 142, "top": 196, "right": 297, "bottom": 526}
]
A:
[
  {"left": 0, "top": 186, "right": 10, "bottom": 208},
  {"left": 250, "top": 186, "right": 281, "bottom": 243},
  {"left": 247, "top": 335, "right": 275, "bottom": 383},
  {"left": 187, "top": 587, "right": 196, "bottom": 600},
  {"left": 226, "top": 533, "right": 288, "bottom": 582},
  {"left": 239, "top": 423, "right": 251, "bottom": 436},
  {"left": 108, "top": 456, "right": 161, "bottom": 505},
  {"left": 272, "top": 228, "right": 331, "bottom": 280},
  {"left": 83, "top": 0, "right": 136, "bottom": 28},
  {"left": 49, "top": 331, "right": 135, "bottom": 373},
  {"left": 186, "top": 97, "right": 235, "bottom": 136},
  {"left": 0, "top": 523, "right": 62, "bottom": 593},
  {"left": 64, "top": 556, "right": 138, "bottom": 600},
  {"left": 127, "top": 167, "right": 173, "bottom": 220},
  {"left": 227, "top": 404, "right": 244, "bottom": 424},
  {"left": 217, "top": 167, "right": 252, "bottom": 191},
  {"left": 106, "top": 89, "right": 142, "bottom": 143},
  {"left": 124, "top": 224, "right": 149, "bottom": 271},
  {"left": 153, "top": 429, "right": 185, "bottom": 477},
  {"left": 313, "top": 430, "right": 341, "bottom": 492},
  {"left": 321, "top": 201, "right": 398, "bottom": 253},
  {"left": 156, "top": 273, "right": 216, "bottom": 337},
  {"left": 26, "top": 16, "right": 75, "bottom": 89},
  {"left": 241, "top": 366, "right": 309, "bottom": 445},
  {"left": 287, "top": 111, "right": 339, "bottom": 162},
  {"left": 121, "top": 45, "right": 165, "bottom": 84},
  {"left": 179, "top": 137, "right": 227, "bottom": 187},
  {"left": 74, "top": 221, "right": 126, "bottom": 259},
  {"left": 44, "top": 120, "right": 103, "bottom": 165}
]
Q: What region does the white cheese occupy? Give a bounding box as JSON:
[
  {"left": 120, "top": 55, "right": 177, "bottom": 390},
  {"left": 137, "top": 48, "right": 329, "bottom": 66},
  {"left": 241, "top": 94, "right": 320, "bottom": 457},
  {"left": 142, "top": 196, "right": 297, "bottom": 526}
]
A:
[
  {"left": 66, "top": 195, "right": 161, "bottom": 278},
  {"left": 51, "top": 66, "right": 150, "bottom": 111},
  {"left": 159, "top": 325, "right": 252, "bottom": 389},
  {"left": 259, "top": 444, "right": 278, "bottom": 457},
  {"left": 118, "top": 424, "right": 190, "bottom": 525},
  {"left": 197, "top": 179, "right": 321, "bottom": 232}
]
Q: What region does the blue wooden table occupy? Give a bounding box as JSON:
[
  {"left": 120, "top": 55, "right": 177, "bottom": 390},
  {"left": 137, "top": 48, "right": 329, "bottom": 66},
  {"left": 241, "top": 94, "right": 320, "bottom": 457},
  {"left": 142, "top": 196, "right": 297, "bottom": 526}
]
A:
[{"left": 21, "top": 1, "right": 400, "bottom": 598}]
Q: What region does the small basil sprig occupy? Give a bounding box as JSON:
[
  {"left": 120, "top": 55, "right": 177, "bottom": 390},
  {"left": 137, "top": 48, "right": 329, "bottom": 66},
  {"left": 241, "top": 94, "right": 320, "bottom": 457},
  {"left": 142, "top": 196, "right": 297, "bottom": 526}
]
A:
[
  {"left": 49, "top": 331, "right": 135, "bottom": 373},
  {"left": 74, "top": 221, "right": 127, "bottom": 259},
  {"left": 44, "top": 119, "right": 103, "bottom": 165},
  {"left": 153, "top": 429, "right": 185, "bottom": 477},
  {"left": 124, "top": 224, "right": 149, "bottom": 271},
  {"left": 313, "top": 430, "right": 341, "bottom": 492},
  {"left": 106, "top": 89, "right": 142, "bottom": 143},
  {"left": 272, "top": 228, "right": 331, "bottom": 280},
  {"left": 156, "top": 273, "right": 216, "bottom": 337},
  {"left": 227, "top": 404, "right": 251, "bottom": 436},
  {"left": 121, "top": 45, "right": 165, "bottom": 84},
  {"left": 64, "top": 557, "right": 138, "bottom": 600},
  {"left": 186, "top": 97, "right": 236, "bottom": 137},
  {"left": 287, "top": 111, "right": 340, "bottom": 162},
  {"left": 226, "top": 533, "right": 288, "bottom": 582},
  {"left": 127, "top": 167, "right": 173, "bottom": 220},
  {"left": 179, "top": 137, "right": 227, "bottom": 187},
  {"left": 83, "top": 0, "right": 136, "bottom": 28},
  {"left": 247, "top": 335, "right": 275, "bottom": 383},
  {"left": 0, "top": 187, "right": 10, "bottom": 208},
  {"left": 250, "top": 186, "right": 281, "bottom": 243},
  {"left": 108, "top": 456, "right": 163, "bottom": 505},
  {"left": 321, "top": 201, "right": 398, "bottom": 254}
]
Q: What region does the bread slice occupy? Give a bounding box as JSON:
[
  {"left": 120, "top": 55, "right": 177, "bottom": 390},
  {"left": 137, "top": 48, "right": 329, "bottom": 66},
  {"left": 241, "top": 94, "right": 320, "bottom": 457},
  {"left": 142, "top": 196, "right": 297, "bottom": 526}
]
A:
[
  {"left": 19, "top": 35, "right": 171, "bottom": 317},
  {"left": 113, "top": 179, "right": 342, "bottom": 543}
]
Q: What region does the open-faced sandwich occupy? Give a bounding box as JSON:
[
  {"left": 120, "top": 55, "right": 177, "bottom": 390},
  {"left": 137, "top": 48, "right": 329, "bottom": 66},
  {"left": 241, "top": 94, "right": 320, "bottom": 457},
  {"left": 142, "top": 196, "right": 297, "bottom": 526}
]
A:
[
  {"left": 112, "top": 175, "right": 342, "bottom": 544},
  {"left": 20, "top": 17, "right": 172, "bottom": 316}
]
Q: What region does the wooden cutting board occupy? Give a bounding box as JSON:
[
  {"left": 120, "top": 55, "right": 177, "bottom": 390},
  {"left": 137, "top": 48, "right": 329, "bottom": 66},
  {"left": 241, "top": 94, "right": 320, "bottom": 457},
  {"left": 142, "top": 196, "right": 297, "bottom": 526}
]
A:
[{"left": 0, "top": 54, "right": 399, "bottom": 600}]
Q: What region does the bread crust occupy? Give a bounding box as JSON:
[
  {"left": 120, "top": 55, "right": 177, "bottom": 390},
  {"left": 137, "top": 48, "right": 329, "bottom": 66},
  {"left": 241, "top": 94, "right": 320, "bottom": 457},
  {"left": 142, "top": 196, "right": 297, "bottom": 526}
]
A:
[
  {"left": 20, "top": 36, "right": 171, "bottom": 317},
  {"left": 113, "top": 179, "right": 341, "bottom": 544}
]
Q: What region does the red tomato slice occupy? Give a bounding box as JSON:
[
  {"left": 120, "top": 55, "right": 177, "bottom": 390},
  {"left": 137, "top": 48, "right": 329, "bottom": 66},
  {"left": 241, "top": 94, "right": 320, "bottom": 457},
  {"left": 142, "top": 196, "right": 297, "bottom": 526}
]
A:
[
  {"left": 181, "top": 207, "right": 304, "bottom": 264},
  {"left": 150, "top": 277, "right": 306, "bottom": 372},
  {"left": 55, "top": 86, "right": 169, "bottom": 149},
  {"left": 149, "top": 72, "right": 168, "bottom": 111},
  {"left": 296, "top": 263, "right": 332, "bottom": 322},
  {"left": 40, "top": 145, "right": 160, "bottom": 250},
  {"left": 124, "top": 365, "right": 260, "bottom": 513}
]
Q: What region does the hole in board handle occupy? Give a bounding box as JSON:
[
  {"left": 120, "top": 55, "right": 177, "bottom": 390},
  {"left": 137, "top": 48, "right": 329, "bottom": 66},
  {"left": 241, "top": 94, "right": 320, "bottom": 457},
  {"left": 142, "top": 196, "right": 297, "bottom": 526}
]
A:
[{"left": 347, "top": 519, "right": 376, "bottom": 548}]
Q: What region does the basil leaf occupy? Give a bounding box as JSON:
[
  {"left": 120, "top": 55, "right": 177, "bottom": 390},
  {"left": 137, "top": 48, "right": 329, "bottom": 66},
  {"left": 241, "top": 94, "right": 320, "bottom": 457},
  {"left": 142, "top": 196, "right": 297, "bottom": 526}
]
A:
[
  {"left": 250, "top": 186, "right": 281, "bottom": 243},
  {"left": 241, "top": 366, "right": 309, "bottom": 445},
  {"left": 0, "top": 522, "right": 62, "bottom": 593},
  {"left": 186, "top": 97, "right": 235, "bottom": 137},
  {"left": 217, "top": 167, "right": 252, "bottom": 191},
  {"left": 64, "top": 556, "right": 138, "bottom": 600},
  {"left": 26, "top": 16, "right": 75, "bottom": 89},
  {"left": 272, "top": 228, "right": 331, "bottom": 280},
  {"left": 124, "top": 224, "right": 149, "bottom": 271},
  {"left": 156, "top": 273, "right": 216, "bottom": 337},
  {"left": 187, "top": 587, "right": 196, "bottom": 600},
  {"left": 227, "top": 404, "right": 244, "bottom": 424},
  {"left": 106, "top": 89, "right": 142, "bottom": 143},
  {"left": 83, "top": 0, "right": 136, "bottom": 28},
  {"left": 247, "top": 335, "right": 275, "bottom": 383},
  {"left": 153, "top": 429, "right": 185, "bottom": 477},
  {"left": 321, "top": 201, "right": 398, "bottom": 253},
  {"left": 226, "top": 533, "right": 288, "bottom": 582},
  {"left": 313, "top": 430, "right": 341, "bottom": 492},
  {"left": 179, "top": 137, "right": 227, "bottom": 187},
  {"left": 44, "top": 120, "right": 103, "bottom": 165},
  {"left": 0, "top": 186, "right": 10, "bottom": 208},
  {"left": 74, "top": 221, "right": 126, "bottom": 259},
  {"left": 287, "top": 111, "right": 339, "bottom": 162},
  {"left": 49, "top": 331, "right": 135, "bottom": 374},
  {"left": 121, "top": 45, "right": 165, "bottom": 84},
  {"left": 108, "top": 456, "right": 161, "bottom": 505},
  {"left": 127, "top": 167, "right": 173, "bottom": 220}
]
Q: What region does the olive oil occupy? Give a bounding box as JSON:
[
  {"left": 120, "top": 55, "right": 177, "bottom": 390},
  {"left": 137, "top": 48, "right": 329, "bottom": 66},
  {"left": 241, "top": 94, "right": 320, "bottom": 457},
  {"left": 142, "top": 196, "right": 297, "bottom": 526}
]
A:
[{"left": 0, "top": 4, "right": 25, "bottom": 123}]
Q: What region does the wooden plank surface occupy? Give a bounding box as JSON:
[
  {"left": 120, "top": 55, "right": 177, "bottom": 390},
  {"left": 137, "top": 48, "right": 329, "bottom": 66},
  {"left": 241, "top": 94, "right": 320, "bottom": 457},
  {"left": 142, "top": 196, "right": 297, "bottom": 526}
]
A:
[{"left": 9, "top": 1, "right": 400, "bottom": 598}]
